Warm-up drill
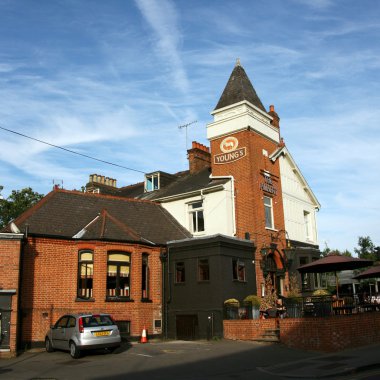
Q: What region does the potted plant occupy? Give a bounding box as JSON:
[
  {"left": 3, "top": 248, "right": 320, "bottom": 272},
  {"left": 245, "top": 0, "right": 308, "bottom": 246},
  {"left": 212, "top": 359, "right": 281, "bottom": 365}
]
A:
[
  {"left": 224, "top": 298, "right": 240, "bottom": 319},
  {"left": 243, "top": 295, "right": 262, "bottom": 319}
]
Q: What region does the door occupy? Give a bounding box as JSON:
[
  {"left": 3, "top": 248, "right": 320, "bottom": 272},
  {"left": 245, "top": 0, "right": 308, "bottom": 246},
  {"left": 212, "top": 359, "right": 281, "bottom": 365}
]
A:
[
  {"left": 51, "top": 316, "right": 70, "bottom": 349},
  {"left": 176, "top": 315, "right": 198, "bottom": 340},
  {"left": 0, "top": 295, "right": 12, "bottom": 349}
]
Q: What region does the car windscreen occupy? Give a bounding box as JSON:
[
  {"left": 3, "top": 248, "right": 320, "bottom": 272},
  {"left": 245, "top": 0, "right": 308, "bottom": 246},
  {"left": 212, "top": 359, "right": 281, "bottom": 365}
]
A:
[{"left": 82, "top": 315, "right": 114, "bottom": 327}]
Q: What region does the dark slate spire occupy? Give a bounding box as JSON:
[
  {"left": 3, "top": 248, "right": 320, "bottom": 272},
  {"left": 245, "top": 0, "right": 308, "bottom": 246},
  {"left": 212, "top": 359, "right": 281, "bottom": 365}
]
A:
[{"left": 214, "top": 59, "right": 266, "bottom": 112}]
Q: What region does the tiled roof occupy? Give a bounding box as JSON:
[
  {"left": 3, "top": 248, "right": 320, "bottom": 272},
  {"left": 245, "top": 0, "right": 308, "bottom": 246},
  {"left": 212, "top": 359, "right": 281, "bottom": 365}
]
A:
[
  {"left": 138, "top": 168, "right": 229, "bottom": 201},
  {"left": 214, "top": 62, "right": 266, "bottom": 112},
  {"left": 6, "top": 190, "right": 191, "bottom": 245}
]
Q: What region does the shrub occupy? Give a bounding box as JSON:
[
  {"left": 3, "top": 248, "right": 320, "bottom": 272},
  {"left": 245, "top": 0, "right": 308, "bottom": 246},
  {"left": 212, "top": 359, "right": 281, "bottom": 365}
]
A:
[
  {"left": 243, "top": 295, "right": 261, "bottom": 307},
  {"left": 312, "top": 289, "right": 331, "bottom": 296}
]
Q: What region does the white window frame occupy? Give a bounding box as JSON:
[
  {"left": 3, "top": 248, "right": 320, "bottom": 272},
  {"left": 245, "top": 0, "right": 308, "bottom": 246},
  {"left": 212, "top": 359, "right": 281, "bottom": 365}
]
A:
[
  {"left": 188, "top": 201, "right": 205, "bottom": 234},
  {"left": 264, "top": 196, "right": 274, "bottom": 229},
  {"left": 145, "top": 173, "right": 160, "bottom": 192},
  {"left": 304, "top": 210, "right": 312, "bottom": 240}
]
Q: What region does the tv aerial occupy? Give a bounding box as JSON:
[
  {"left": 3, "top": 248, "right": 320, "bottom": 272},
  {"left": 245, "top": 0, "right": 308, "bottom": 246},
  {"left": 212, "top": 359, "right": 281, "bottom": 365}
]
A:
[{"left": 178, "top": 120, "right": 197, "bottom": 151}]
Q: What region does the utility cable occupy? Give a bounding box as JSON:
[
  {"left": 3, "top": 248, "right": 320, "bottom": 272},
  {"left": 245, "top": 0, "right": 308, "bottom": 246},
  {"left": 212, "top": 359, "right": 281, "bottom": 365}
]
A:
[{"left": 0, "top": 124, "right": 146, "bottom": 174}]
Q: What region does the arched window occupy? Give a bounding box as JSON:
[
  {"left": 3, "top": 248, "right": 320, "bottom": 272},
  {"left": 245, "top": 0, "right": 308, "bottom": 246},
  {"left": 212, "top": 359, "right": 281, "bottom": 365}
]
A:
[
  {"left": 78, "top": 250, "right": 94, "bottom": 299},
  {"left": 107, "top": 252, "right": 131, "bottom": 299},
  {"left": 142, "top": 254, "right": 150, "bottom": 300}
]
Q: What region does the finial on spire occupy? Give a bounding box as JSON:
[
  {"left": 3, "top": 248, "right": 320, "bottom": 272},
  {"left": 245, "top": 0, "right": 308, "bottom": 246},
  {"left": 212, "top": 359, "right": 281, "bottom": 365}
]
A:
[{"left": 236, "top": 58, "right": 241, "bottom": 67}]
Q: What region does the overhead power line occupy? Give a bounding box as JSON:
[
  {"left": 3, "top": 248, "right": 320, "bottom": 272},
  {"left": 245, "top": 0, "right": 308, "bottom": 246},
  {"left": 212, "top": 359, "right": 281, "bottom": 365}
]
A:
[{"left": 0, "top": 124, "right": 146, "bottom": 174}]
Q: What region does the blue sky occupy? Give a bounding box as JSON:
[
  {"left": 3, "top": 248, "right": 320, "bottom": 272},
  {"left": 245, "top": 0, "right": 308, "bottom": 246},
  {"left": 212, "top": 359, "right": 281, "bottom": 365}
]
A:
[{"left": 0, "top": 0, "right": 379, "bottom": 253}]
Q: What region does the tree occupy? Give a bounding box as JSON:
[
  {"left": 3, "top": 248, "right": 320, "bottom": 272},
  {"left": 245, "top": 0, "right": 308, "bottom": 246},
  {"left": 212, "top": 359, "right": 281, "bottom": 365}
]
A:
[
  {"left": 354, "top": 236, "right": 378, "bottom": 261},
  {"left": 0, "top": 187, "right": 44, "bottom": 229},
  {"left": 321, "top": 244, "right": 352, "bottom": 257}
]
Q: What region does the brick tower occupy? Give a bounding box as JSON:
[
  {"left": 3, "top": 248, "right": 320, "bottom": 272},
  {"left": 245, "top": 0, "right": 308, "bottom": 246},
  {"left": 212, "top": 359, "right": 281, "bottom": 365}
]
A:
[{"left": 207, "top": 59, "right": 289, "bottom": 294}]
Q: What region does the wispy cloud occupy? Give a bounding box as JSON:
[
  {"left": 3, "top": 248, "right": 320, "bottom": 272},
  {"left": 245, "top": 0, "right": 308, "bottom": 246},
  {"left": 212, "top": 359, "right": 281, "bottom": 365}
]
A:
[{"left": 135, "top": 0, "right": 189, "bottom": 93}]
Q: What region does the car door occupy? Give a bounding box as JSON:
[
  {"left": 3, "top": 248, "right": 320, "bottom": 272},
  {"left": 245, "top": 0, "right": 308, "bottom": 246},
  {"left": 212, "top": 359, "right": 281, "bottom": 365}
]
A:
[
  {"left": 51, "top": 316, "right": 69, "bottom": 350},
  {"left": 61, "top": 316, "right": 76, "bottom": 350}
]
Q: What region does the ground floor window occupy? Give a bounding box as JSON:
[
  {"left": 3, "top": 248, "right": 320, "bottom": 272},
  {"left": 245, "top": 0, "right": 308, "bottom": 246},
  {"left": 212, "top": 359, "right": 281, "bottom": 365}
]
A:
[
  {"left": 78, "top": 250, "right": 93, "bottom": 299},
  {"left": 107, "top": 252, "right": 131, "bottom": 299}
]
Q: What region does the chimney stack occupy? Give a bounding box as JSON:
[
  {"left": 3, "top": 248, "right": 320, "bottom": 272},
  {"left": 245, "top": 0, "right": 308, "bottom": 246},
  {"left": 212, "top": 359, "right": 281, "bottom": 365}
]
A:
[
  {"left": 187, "top": 141, "right": 211, "bottom": 174},
  {"left": 268, "top": 104, "right": 280, "bottom": 128}
]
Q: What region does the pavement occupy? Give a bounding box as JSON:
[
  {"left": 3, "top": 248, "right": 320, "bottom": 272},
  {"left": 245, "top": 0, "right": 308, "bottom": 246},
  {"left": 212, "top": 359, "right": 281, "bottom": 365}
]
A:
[{"left": 258, "top": 343, "right": 380, "bottom": 378}]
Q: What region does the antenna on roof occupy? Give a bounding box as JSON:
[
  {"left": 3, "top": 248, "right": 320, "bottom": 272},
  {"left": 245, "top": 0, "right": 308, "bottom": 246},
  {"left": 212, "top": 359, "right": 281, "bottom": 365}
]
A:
[{"left": 178, "top": 120, "right": 197, "bottom": 151}]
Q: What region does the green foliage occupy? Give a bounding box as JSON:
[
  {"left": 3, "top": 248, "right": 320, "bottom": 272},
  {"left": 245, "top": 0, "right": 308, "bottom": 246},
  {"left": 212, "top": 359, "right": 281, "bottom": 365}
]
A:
[
  {"left": 243, "top": 294, "right": 261, "bottom": 307},
  {"left": 321, "top": 244, "right": 352, "bottom": 257},
  {"left": 0, "top": 187, "right": 44, "bottom": 229},
  {"left": 354, "top": 236, "right": 379, "bottom": 261},
  {"left": 312, "top": 289, "right": 331, "bottom": 296},
  {"left": 223, "top": 298, "right": 240, "bottom": 307}
]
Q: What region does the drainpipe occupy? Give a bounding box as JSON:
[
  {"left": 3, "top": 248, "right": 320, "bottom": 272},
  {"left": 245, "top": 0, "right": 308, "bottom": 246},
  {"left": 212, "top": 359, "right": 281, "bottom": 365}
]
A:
[{"left": 209, "top": 175, "right": 236, "bottom": 236}]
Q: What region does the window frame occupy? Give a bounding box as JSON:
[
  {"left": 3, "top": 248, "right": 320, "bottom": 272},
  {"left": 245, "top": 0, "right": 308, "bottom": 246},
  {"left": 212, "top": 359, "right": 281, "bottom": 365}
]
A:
[
  {"left": 77, "top": 250, "right": 94, "bottom": 300},
  {"left": 145, "top": 173, "right": 160, "bottom": 192},
  {"left": 175, "top": 261, "right": 186, "bottom": 284},
  {"left": 188, "top": 201, "right": 205, "bottom": 233},
  {"left": 198, "top": 258, "right": 210, "bottom": 282},
  {"left": 264, "top": 196, "right": 274, "bottom": 229},
  {"left": 304, "top": 210, "right": 312, "bottom": 240},
  {"left": 141, "top": 254, "right": 150, "bottom": 301},
  {"left": 232, "top": 259, "right": 246, "bottom": 282},
  {"left": 106, "top": 251, "right": 131, "bottom": 301}
]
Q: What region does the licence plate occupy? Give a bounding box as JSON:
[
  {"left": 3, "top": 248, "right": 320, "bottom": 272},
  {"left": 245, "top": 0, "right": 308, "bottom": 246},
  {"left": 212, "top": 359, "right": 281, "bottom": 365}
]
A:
[{"left": 93, "top": 331, "right": 110, "bottom": 337}]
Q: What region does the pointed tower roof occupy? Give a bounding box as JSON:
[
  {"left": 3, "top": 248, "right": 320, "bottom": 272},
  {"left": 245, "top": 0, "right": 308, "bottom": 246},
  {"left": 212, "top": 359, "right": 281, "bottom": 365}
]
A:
[{"left": 214, "top": 59, "right": 266, "bottom": 113}]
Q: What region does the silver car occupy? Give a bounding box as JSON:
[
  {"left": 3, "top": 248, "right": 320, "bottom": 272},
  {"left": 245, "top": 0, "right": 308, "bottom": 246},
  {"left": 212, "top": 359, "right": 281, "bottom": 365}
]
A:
[{"left": 45, "top": 313, "right": 121, "bottom": 358}]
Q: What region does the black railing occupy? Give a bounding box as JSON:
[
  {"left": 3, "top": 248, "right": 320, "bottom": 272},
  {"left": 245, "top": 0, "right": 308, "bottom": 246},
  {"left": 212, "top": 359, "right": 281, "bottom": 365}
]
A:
[{"left": 224, "top": 293, "right": 380, "bottom": 320}]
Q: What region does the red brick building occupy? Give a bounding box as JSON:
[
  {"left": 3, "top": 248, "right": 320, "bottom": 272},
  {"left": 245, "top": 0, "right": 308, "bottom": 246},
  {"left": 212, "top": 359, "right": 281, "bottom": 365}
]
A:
[{"left": 0, "top": 190, "right": 190, "bottom": 355}]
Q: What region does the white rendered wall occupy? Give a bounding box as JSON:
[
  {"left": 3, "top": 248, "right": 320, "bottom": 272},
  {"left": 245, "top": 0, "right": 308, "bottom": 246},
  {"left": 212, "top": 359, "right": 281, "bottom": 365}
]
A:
[
  {"left": 207, "top": 102, "right": 280, "bottom": 143},
  {"left": 160, "top": 185, "right": 235, "bottom": 237},
  {"left": 280, "top": 156, "right": 319, "bottom": 245}
]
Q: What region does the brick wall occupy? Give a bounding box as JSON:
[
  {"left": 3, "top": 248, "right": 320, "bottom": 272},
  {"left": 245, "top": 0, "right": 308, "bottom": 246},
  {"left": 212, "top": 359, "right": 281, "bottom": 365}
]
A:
[
  {"left": 224, "top": 313, "right": 380, "bottom": 352},
  {"left": 0, "top": 234, "right": 23, "bottom": 357},
  {"left": 223, "top": 319, "right": 277, "bottom": 340},
  {"left": 280, "top": 314, "right": 380, "bottom": 352},
  {"left": 210, "top": 129, "right": 288, "bottom": 292},
  {"left": 20, "top": 237, "right": 163, "bottom": 346}
]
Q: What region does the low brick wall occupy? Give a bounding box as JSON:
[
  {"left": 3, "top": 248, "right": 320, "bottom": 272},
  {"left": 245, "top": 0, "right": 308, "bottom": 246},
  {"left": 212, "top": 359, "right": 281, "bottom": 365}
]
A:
[
  {"left": 223, "top": 312, "right": 380, "bottom": 352},
  {"left": 223, "top": 319, "right": 277, "bottom": 341}
]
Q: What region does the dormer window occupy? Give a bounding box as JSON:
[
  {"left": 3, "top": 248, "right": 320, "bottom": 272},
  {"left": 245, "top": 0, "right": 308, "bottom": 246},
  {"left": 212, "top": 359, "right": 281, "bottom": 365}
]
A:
[{"left": 145, "top": 173, "right": 160, "bottom": 192}]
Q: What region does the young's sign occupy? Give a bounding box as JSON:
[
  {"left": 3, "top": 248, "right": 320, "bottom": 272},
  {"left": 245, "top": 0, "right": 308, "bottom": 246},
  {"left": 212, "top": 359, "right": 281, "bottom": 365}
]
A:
[{"left": 214, "top": 137, "right": 246, "bottom": 164}]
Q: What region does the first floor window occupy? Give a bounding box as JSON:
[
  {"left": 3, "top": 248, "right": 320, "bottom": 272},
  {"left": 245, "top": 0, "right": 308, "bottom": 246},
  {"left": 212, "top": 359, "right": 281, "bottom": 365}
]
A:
[
  {"left": 232, "top": 259, "right": 246, "bottom": 282},
  {"left": 264, "top": 196, "right": 274, "bottom": 229},
  {"left": 142, "top": 254, "right": 150, "bottom": 299},
  {"left": 107, "top": 252, "right": 131, "bottom": 298},
  {"left": 78, "top": 250, "right": 93, "bottom": 299},
  {"left": 175, "top": 261, "right": 185, "bottom": 283},
  {"left": 304, "top": 211, "right": 311, "bottom": 239},
  {"left": 198, "top": 258, "right": 210, "bottom": 281},
  {"left": 189, "top": 201, "right": 205, "bottom": 233}
]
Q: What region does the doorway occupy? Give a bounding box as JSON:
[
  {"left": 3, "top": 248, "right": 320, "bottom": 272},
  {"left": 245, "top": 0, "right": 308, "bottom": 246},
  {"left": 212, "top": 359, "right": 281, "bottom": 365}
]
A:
[
  {"left": 176, "top": 315, "right": 198, "bottom": 340},
  {"left": 0, "top": 295, "right": 12, "bottom": 349}
]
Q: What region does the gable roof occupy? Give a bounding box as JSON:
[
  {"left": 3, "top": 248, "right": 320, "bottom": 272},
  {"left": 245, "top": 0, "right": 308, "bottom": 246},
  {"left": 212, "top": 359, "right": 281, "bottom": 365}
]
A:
[
  {"left": 214, "top": 61, "right": 266, "bottom": 112},
  {"left": 5, "top": 189, "right": 191, "bottom": 245},
  {"left": 270, "top": 145, "right": 321, "bottom": 209}
]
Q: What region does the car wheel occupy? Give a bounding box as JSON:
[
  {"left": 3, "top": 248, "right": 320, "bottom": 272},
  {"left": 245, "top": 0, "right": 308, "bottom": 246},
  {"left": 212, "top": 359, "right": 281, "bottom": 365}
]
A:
[
  {"left": 69, "top": 341, "right": 81, "bottom": 359},
  {"left": 45, "top": 337, "right": 54, "bottom": 353}
]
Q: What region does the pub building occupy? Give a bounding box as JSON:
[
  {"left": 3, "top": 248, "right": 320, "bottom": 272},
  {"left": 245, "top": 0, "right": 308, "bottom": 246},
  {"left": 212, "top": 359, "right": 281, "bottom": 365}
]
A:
[{"left": 0, "top": 60, "right": 321, "bottom": 354}]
